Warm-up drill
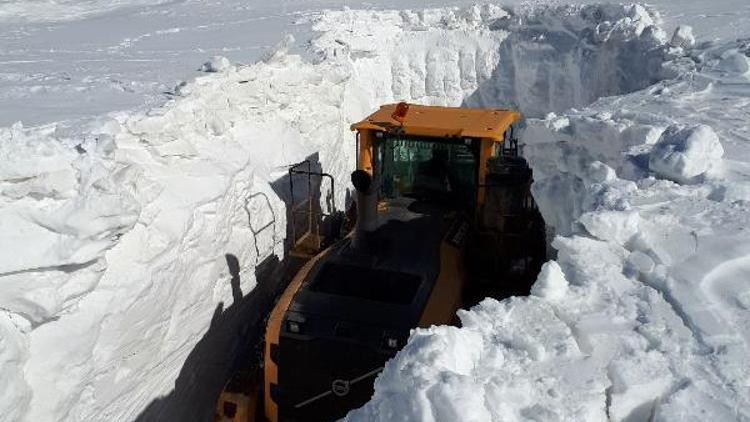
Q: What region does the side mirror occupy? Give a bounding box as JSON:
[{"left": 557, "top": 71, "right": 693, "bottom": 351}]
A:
[{"left": 351, "top": 170, "right": 372, "bottom": 193}]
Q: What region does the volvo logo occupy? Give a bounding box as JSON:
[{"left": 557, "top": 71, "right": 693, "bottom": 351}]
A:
[
  {"left": 331, "top": 379, "right": 350, "bottom": 397},
  {"left": 295, "top": 367, "right": 383, "bottom": 409}
]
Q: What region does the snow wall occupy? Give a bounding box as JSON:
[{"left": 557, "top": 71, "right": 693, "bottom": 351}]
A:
[{"left": 1, "top": 3, "right": 748, "bottom": 422}]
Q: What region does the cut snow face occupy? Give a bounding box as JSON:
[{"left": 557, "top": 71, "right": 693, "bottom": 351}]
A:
[
  {"left": 311, "top": 3, "right": 674, "bottom": 117},
  {"left": 462, "top": 4, "right": 676, "bottom": 116},
  {"left": 1, "top": 3, "right": 748, "bottom": 422}
]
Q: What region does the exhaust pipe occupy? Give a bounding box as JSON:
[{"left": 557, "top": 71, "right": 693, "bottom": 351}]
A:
[{"left": 351, "top": 170, "right": 377, "bottom": 251}]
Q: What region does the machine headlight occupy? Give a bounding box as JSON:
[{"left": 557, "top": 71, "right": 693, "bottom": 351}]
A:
[
  {"left": 382, "top": 332, "right": 401, "bottom": 350},
  {"left": 287, "top": 320, "right": 304, "bottom": 334}
]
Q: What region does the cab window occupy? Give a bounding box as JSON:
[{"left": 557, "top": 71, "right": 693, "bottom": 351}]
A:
[{"left": 379, "top": 137, "right": 477, "bottom": 204}]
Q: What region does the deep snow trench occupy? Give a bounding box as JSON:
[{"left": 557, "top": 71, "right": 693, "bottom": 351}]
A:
[{"left": 1, "top": 3, "right": 749, "bottom": 422}]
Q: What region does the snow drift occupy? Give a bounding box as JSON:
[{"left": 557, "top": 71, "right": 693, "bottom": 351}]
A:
[{"left": 1, "top": 2, "right": 748, "bottom": 422}]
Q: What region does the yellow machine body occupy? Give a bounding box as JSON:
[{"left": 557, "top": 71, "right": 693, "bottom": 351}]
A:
[{"left": 216, "top": 103, "right": 537, "bottom": 422}]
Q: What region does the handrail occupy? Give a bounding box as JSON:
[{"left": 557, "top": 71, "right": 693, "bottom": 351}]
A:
[{"left": 288, "top": 160, "right": 337, "bottom": 250}]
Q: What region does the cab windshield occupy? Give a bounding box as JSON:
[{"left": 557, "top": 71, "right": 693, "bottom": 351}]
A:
[{"left": 379, "top": 137, "right": 477, "bottom": 205}]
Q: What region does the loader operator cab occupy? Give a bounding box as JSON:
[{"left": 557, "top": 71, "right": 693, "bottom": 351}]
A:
[{"left": 354, "top": 102, "right": 523, "bottom": 218}]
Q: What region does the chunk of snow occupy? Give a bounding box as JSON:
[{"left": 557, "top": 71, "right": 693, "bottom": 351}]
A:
[
  {"left": 648, "top": 124, "right": 724, "bottom": 183},
  {"left": 607, "top": 350, "right": 674, "bottom": 421},
  {"left": 585, "top": 161, "right": 617, "bottom": 184},
  {"left": 626, "top": 250, "right": 656, "bottom": 275},
  {"left": 579, "top": 209, "right": 640, "bottom": 245},
  {"left": 641, "top": 25, "right": 668, "bottom": 48},
  {"left": 670, "top": 25, "right": 695, "bottom": 48},
  {"left": 200, "top": 56, "right": 231, "bottom": 73},
  {"left": 0, "top": 314, "right": 30, "bottom": 421},
  {"left": 174, "top": 81, "right": 192, "bottom": 96},
  {"left": 720, "top": 181, "right": 750, "bottom": 202},
  {"left": 737, "top": 291, "right": 750, "bottom": 310},
  {"left": 654, "top": 385, "right": 740, "bottom": 422},
  {"left": 530, "top": 261, "right": 569, "bottom": 301},
  {"left": 715, "top": 49, "right": 750, "bottom": 74},
  {"left": 262, "top": 34, "right": 295, "bottom": 63}
]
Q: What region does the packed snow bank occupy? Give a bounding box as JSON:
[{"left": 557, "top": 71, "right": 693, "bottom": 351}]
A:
[
  {"left": 348, "top": 15, "right": 750, "bottom": 422},
  {"left": 0, "top": 49, "right": 351, "bottom": 420},
  {"left": 351, "top": 296, "right": 605, "bottom": 422},
  {"left": 1, "top": 2, "right": 745, "bottom": 422}
]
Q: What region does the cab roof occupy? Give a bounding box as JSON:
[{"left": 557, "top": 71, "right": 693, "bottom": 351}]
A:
[{"left": 350, "top": 103, "right": 521, "bottom": 142}]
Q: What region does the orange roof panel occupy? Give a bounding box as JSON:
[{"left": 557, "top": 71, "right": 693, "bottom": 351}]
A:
[{"left": 351, "top": 103, "right": 521, "bottom": 142}]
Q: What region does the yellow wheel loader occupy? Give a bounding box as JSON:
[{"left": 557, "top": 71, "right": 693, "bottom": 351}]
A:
[{"left": 215, "top": 103, "right": 546, "bottom": 422}]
